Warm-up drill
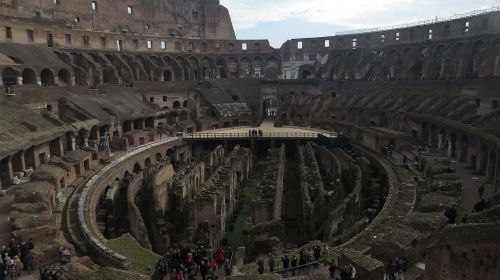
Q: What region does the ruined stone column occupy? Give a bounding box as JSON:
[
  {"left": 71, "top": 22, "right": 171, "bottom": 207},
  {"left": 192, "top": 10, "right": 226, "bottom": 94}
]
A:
[
  {"left": 494, "top": 150, "right": 499, "bottom": 191},
  {"left": 447, "top": 139, "right": 453, "bottom": 158},
  {"left": 70, "top": 134, "right": 76, "bottom": 151}
]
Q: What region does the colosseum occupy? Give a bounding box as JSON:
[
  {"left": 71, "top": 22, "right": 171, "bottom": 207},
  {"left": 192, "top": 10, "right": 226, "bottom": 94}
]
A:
[{"left": 0, "top": 1, "right": 499, "bottom": 279}]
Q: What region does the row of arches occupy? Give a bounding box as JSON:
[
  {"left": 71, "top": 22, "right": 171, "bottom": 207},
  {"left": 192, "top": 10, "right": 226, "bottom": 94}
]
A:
[
  {"left": 1, "top": 67, "right": 72, "bottom": 86},
  {"left": 321, "top": 38, "right": 500, "bottom": 81},
  {"left": 53, "top": 50, "right": 281, "bottom": 86}
]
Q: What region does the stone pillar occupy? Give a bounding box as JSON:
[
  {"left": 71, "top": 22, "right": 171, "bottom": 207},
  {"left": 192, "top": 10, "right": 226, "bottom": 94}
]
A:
[
  {"left": 70, "top": 134, "right": 76, "bottom": 151},
  {"left": 0, "top": 156, "right": 13, "bottom": 185},
  {"left": 83, "top": 131, "right": 89, "bottom": 147},
  {"left": 438, "top": 134, "right": 444, "bottom": 150},
  {"left": 494, "top": 151, "right": 499, "bottom": 191},
  {"left": 447, "top": 139, "right": 452, "bottom": 158}
]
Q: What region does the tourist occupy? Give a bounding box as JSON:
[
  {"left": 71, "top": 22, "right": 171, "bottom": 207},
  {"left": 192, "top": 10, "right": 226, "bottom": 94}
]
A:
[
  {"left": 200, "top": 260, "right": 209, "bottom": 279},
  {"left": 8, "top": 239, "right": 19, "bottom": 258},
  {"left": 257, "top": 258, "right": 264, "bottom": 274},
  {"left": 209, "top": 258, "right": 217, "bottom": 271},
  {"left": 6, "top": 257, "right": 16, "bottom": 279},
  {"left": 0, "top": 261, "right": 6, "bottom": 280},
  {"left": 223, "top": 257, "right": 230, "bottom": 276},
  {"left": 282, "top": 254, "right": 289, "bottom": 278},
  {"left": 329, "top": 259, "right": 336, "bottom": 279},
  {"left": 59, "top": 247, "right": 71, "bottom": 265},
  {"left": 268, "top": 254, "right": 275, "bottom": 272},
  {"left": 313, "top": 244, "right": 321, "bottom": 268},
  {"left": 290, "top": 255, "right": 297, "bottom": 276},
  {"left": 215, "top": 248, "right": 224, "bottom": 269}
]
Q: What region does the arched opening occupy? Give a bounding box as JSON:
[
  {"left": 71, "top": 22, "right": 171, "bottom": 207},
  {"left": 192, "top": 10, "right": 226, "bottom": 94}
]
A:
[
  {"left": 479, "top": 144, "right": 488, "bottom": 175},
  {"left": 166, "top": 149, "right": 174, "bottom": 162},
  {"left": 449, "top": 132, "right": 457, "bottom": 158},
  {"left": 183, "top": 100, "right": 188, "bottom": 108},
  {"left": 40, "top": 69, "right": 55, "bottom": 86},
  {"left": 2, "top": 67, "right": 17, "bottom": 86},
  {"left": 173, "top": 101, "right": 181, "bottom": 109},
  {"left": 144, "top": 157, "right": 152, "bottom": 167},
  {"left": 22, "top": 68, "right": 37, "bottom": 85},
  {"left": 302, "top": 70, "right": 311, "bottom": 79},
  {"left": 163, "top": 70, "right": 173, "bottom": 81},
  {"left": 155, "top": 153, "right": 163, "bottom": 162},
  {"left": 58, "top": 69, "right": 71, "bottom": 86},
  {"left": 179, "top": 111, "right": 188, "bottom": 121},
  {"left": 459, "top": 135, "right": 468, "bottom": 162},
  {"left": 133, "top": 163, "right": 141, "bottom": 173},
  {"left": 262, "top": 97, "right": 278, "bottom": 118},
  {"left": 487, "top": 151, "right": 497, "bottom": 182}
]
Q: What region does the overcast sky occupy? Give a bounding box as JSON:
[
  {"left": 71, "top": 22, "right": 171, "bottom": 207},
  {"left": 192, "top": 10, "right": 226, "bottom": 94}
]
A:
[{"left": 220, "top": 0, "right": 498, "bottom": 47}]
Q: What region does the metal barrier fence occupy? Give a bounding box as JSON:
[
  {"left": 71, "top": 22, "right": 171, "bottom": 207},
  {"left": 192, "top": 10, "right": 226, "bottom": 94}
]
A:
[{"left": 182, "top": 132, "right": 333, "bottom": 139}]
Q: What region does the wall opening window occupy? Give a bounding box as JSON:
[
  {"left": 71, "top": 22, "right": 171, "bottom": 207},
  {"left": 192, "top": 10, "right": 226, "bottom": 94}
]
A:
[
  {"left": 380, "top": 34, "right": 385, "bottom": 43},
  {"left": 147, "top": 40, "right": 153, "bottom": 49},
  {"left": 149, "top": 97, "right": 154, "bottom": 103},
  {"left": 395, "top": 32, "right": 400, "bottom": 41},
  {"left": 5, "top": 26, "right": 12, "bottom": 39},
  {"left": 297, "top": 41, "right": 303, "bottom": 49},
  {"left": 47, "top": 33, "right": 54, "bottom": 47},
  {"left": 100, "top": 37, "right": 106, "bottom": 48},
  {"left": 464, "top": 21, "right": 470, "bottom": 32},
  {"left": 128, "top": 6, "right": 133, "bottom": 15},
  {"left": 428, "top": 29, "right": 433, "bottom": 40},
  {"left": 116, "top": 40, "right": 123, "bottom": 51},
  {"left": 132, "top": 39, "right": 139, "bottom": 49},
  {"left": 192, "top": 11, "right": 198, "bottom": 20},
  {"left": 53, "top": 0, "right": 60, "bottom": 5},
  {"left": 242, "top": 42, "right": 247, "bottom": 51},
  {"left": 91, "top": 1, "right": 97, "bottom": 10},
  {"left": 74, "top": 17, "right": 80, "bottom": 23},
  {"left": 83, "top": 35, "right": 90, "bottom": 46},
  {"left": 160, "top": 41, "right": 166, "bottom": 49},
  {"left": 27, "top": 29, "right": 34, "bottom": 42},
  {"left": 352, "top": 38, "right": 357, "bottom": 49},
  {"left": 324, "top": 39, "right": 330, "bottom": 48},
  {"left": 65, "top": 34, "right": 72, "bottom": 45},
  {"left": 163, "top": 96, "right": 167, "bottom": 102},
  {"left": 146, "top": 24, "right": 151, "bottom": 30}
]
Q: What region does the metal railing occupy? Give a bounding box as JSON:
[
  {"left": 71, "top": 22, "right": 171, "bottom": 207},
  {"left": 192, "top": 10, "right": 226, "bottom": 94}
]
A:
[
  {"left": 182, "top": 132, "right": 326, "bottom": 139},
  {"left": 336, "top": 6, "right": 500, "bottom": 36}
]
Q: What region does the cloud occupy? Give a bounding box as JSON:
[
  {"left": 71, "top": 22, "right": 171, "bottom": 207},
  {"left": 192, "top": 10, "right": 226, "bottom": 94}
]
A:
[{"left": 220, "top": 0, "right": 495, "bottom": 31}]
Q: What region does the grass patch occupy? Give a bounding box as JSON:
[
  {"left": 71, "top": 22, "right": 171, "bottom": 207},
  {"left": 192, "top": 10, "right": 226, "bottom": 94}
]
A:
[
  {"left": 226, "top": 165, "right": 263, "bottom": 250},
  {"left": 106, "top": 234, "right": 160, "bottom": 275}
]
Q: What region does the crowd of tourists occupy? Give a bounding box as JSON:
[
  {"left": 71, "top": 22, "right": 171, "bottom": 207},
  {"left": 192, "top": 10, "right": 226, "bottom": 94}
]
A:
[
  {"left": 257, "top": 244, "right": 323, "bottom": 278},
  {"left": 249, "top": 129, "right": 264, "bottom": 137},
  {"left": 0, "top": 238, "right": 34, "bottom": 280},
  {"left": 155, "top": 246, "right": 232, "bottom": 280}
]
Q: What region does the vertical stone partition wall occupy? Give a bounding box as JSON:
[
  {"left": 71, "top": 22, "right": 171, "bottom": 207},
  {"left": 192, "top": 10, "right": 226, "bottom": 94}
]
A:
[
  {"left": 146, "top": 144, "right": 252, "bottom": 253},
  {"left": 246, "top": 144, "right": 286, "bottom": 257}
]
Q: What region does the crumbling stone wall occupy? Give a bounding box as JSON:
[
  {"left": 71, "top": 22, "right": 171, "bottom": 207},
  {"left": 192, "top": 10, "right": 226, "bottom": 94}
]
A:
[
  {"left": 148, "top": 145, "right": 252, "bottom": 251},
  {"left": 247, "top": 144, "right": 285, "bottom": 256}
]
